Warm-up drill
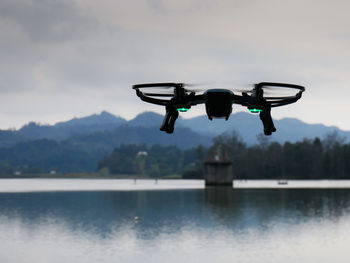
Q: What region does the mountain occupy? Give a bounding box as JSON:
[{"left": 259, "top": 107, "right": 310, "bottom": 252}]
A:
[
  {"left": 266, "top": 118, "right": 345, "bottom": 144},
  {"left": 178, "top": 112, "right": 260, "bottom": 137},
  {"left": 131, "top": 111, "right": 349, "bottom": 144},
  {"left": 16, "top": 111, "right": 127, "bottom": 141},
  {"left": 0, "top": 110, "right": 349, "bottom": 148},
  {"left": 127, "top": 111, "right": 164, "bottom": 127},
  {"left": 0, "top": 139, "right": 105, "bottom": 173},
  {"left": 0, "top": 130, "right": 28, "bottom": 148},
  {"left": 0, "top": 125, "right": 211, "bottom": 174},
  {"left": 55, "top": 111, "right": 126, "bottom": 127},
  {"left": 67, "top": 125, "right": 212, "bottom": 150},
  {"left": 15, "top": 111, "right": 211, "bottom": 148},
  {"left": 177, "top": 112, "right": 349, "bottom": 144}
]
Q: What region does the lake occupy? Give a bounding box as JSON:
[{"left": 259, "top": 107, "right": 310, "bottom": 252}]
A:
[{"left": 1, "top": 179, "right": 350, "bottom": 262}]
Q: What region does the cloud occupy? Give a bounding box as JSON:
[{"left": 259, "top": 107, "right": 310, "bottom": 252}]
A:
[
  {"left": 0, "top": 0, "right": 350, "bottom": 129},
  {"left": 0, "top": 0, "right": 100, "bottom": 42}
]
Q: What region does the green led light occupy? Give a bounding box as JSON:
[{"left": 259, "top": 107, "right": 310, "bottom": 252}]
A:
[
  {"left": 249, "top": 108, "right": 263, "bottom": 113},
  {"left": 177, "top": 108, "right": 189, "bottom": 112}
]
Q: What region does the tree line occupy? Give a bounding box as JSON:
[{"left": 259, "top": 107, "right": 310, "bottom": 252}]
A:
[
  {"left": 0, "top": 130, "right": 349, "bottom": 179},
  {"left": 98, "top": 130, "right": 350, "bottom": 179},
  {"left": 98, "top": 144, "right": 199, "bottom": 177},
  {"left": 0, "top": 139, "right": 105, "bottom": 175},
  {"left": 200, "top": 131, "right": 350, "bottom": 180}
]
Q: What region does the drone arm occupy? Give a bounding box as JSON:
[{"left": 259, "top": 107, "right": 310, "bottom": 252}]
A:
[
  {"left": 189, "top": 94, "right": 206, "bottom": 106},
  {"left": 231, "top": 93, "right": 252, "bottom": 107},
  {"left": 259, "top": 104, "right": 276, "bottom": 135}
]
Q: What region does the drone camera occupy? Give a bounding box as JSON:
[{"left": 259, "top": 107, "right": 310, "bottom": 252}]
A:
[{"left": 205, "top": 89, "right": 233, "bottom": 120}]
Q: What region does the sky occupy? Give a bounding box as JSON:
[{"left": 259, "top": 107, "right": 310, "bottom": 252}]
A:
[{"left": 0, "top": 0, "right": 350, "bottom": 130}]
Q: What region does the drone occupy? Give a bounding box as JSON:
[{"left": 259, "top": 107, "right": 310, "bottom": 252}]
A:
[{"left": 132, "top": 82, "right": 305, "bottom": 135}]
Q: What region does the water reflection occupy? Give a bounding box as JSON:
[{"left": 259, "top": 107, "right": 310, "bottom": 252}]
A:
[
  {"left": 1, "top": 189, "right": 350, "bottom": 262},
  {"left": 204, "top": 188, "right": 350, "bottom": 230}
]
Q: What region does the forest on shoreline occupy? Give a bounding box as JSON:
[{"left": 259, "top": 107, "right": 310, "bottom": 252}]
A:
[
  {"left": 0, "top": 130, "right": 349, "bottom": 180},
  {"left": 194, "top": 131, "right": 349, "bottom": 180},
  {"left": 98, "top": 131, "right": 349, "bottom": 180}
]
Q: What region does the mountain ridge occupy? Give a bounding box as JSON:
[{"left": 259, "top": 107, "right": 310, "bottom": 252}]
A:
[{"left": 0, "top": 111, "right": 348, "bottom": 147}]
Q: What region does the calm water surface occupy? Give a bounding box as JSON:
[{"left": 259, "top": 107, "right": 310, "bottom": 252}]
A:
[{"left": 1, "top": 179, "right": 350, "bottom": 262}]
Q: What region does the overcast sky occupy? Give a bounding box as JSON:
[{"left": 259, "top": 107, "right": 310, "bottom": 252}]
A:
[{"left": 0, "top": 0, "right": 350, "bottom": 130}]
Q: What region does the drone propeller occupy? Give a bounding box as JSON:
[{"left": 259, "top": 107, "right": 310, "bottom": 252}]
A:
[
  {"left": 264, "top": 95, "right": 300, "bottom": 100},
  {"left": 133, "top": 82, "right": 206, "bottom": 89},
  {"left": 233, "top": 85, "right": 295, "bottom": 96},
  {"left": 234, "top": 88, "right": 278, "bottom": 96},
  {"left": 142, "top": 93, "right": 174, "bottom": 97},
  {"left": 183, "top": 82, "right": 207, "bottom": 87},
  {"left": 132, "top": 83, "right": 182, "bottom": 89},
  {"left": 186, "top": 81, "right": 250, "bottom": 89},
  {"left": 185, "top": 88, "right": 208, "bottom": 93},
  {"left": 133, "top": 82, "right": 206, "bottom": 94},
  {"left": 234, "top": 88, "right": 253, "bottom": 93},
  {"left": 182, "top": 83, "right": 215, "bottom": 93}
]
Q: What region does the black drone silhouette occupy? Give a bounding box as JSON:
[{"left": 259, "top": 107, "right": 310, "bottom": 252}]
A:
[{"left": 132, "top": 82, "right": 305, "bottom": 135}]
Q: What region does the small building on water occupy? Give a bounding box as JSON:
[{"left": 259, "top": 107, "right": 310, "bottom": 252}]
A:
[{"left": 203, "top": 155, "right": 233, "bottom": 186}]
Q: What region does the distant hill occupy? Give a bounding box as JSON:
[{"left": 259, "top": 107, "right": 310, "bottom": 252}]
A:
[
  {"left": 0, "top": 110, "right": 348, "bottom": 148},
  {"left": 16, "top": 111, "right": 127, "bottom": 141},
  {"left": 177, "top": 112, "right": 349, "bottom": 144},
  {"left": 0, "top": 130, "right": 28, "bottom": 148},
  {"left": 0, "top": 126, "right": 211, "bottom": 174},
  {"left": 0, "top": 139, "right": 105, "bottom": 173},
  {"left": 133, "top": 111, "right": 349, "bottom": 144},
  {"left": 127, "top": 111, "right": 164, "bottom": 127},
  {"left": 67, "top": 125, "right": 212, "bottom": 150},
  {"left": 55, "top": 110, "right": 126, "bottom": 127}
]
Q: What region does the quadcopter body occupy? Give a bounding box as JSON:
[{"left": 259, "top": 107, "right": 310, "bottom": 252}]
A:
[{"left": 132, "top": 82, "right": 305, "bottom": 135}]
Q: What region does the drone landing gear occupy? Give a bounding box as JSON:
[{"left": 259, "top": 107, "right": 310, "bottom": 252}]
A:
[
  {"left": 259, "top": 104, "right": 276, "bottom": 135},
  {"left": 160, "top": 107, "right": 179, "bottom": 133}
]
